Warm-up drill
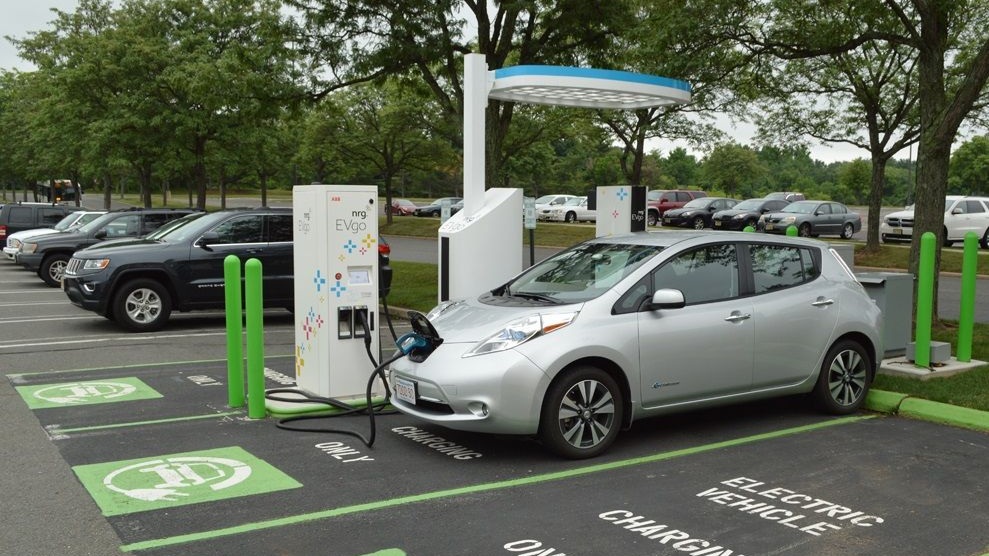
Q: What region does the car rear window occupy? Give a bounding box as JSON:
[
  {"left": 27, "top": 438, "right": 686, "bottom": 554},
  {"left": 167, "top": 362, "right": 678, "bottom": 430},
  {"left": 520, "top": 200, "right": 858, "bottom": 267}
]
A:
[{"left": 749, "top": 245, "right": 819, "bottom": 293}]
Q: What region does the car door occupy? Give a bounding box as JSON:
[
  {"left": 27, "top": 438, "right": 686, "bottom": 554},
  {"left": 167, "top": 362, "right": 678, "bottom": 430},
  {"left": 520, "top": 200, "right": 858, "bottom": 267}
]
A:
[
  {"left": 747, "top": 243, "right": 840, "bottom": 388},
  {"left": 637, "top": 242, "right": 754, "bottom": 407},
  {"left": 184, "top": 214, "right": 266, "bottom": 305},
  {"left": 950, "top": 200, "right": 989, "bottom": 239},
  {"left": 259, "top": 213, "right": 294, "bottom": 305}
]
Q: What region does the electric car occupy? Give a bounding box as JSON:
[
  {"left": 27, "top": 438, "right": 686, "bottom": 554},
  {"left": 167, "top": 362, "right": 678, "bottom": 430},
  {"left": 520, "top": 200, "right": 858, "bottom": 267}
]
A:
[{"left": 388, "top": 231, "right": 882, "bottom": 459}]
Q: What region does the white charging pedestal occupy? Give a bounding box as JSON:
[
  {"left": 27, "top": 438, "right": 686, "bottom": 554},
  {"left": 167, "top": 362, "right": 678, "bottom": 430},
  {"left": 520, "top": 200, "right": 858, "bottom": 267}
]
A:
[
  {"left": 267, "top": 184, "right": 382, "bottom": 414},
  {"left": 593, "top": 185, "right": 647, "bottom": 238}
]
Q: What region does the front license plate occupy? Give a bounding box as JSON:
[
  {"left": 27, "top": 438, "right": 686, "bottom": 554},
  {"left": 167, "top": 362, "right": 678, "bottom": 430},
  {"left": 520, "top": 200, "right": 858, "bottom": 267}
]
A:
[
  {"left": 714, "top": 221, "right": 722, "bottom": 227},
  {"left": 890, "top": 227, "right": 902, "bottom": 234},
  {"left": 766, "top": 224, "right": 775, "bottom": 231},
  {"left": 393, "top": 376, "right": 417, "bottom": 405}
]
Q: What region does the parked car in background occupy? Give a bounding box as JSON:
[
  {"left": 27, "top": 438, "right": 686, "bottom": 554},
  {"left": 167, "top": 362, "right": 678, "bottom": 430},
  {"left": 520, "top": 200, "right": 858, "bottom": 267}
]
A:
[
  {"left": 0, "top": 202, "right": 76, "bottom": 244},
  {"left": 539, "top": 196, "right": 596, "bottom": 223},
  {"left": 4, "top": 210, "right": 105, "bottom": 260},
  {"left": 764, "top": 191, "right": 806, "bottom": 202},
  {"left": 646, "top": 189, "right": 707, "bottom": 226},
  {"left": 17, "top": 207, "right": 199, "bottom": 287},
  {"left": 388, "top": 232, "right": 881, "bottom": 458},
  {"left": 662, "top": 197, "right": 738, "bottom": 229},
  {"left": 759, "top": 200, "right": 861, "bottom": 239},
  {"left": 63, "top": 208, "right": 293, "bottom": 332},
  {"left": 533, "top": 194, "right": 578, "bottom": 215},
  {"left": 712, "top": 198, "right": 790, "bottom": 231},
  {"left": 387, "top": 198, "right": 418, "bottom": 216},
  {"left": 414, "top": 197, "right": 463, "bottom": 217},
  {"left": 880, "top": 195, "right": 989, "bottom": 247}
]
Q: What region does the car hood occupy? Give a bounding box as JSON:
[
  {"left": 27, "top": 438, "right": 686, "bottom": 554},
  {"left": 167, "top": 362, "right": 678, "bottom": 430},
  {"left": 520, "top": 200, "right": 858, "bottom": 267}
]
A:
[
  {"left": 664, "top": 207, "right": 698, "bottom": 216},
  {"left": 426, "top": 295, "right": 582, "bottom": 343},
  {"left": 884, "top": 208, "right": 914, "bottom": 219},
  {"left": 9, "top": 228, "right": 62, "bottom": 242},
  {"left": 75, "top": 238, "right": 163, "bottom": 255},
  {"left": 714, "top": 209, "right": 754, "bottom": 217}
]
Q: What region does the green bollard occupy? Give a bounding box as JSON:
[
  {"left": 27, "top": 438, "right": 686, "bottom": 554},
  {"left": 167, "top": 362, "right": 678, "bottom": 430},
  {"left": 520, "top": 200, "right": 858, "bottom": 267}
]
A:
[
  {"left": 245, "top": 258, "right": 265, "bottom": 419},
  {"left": 786, "top": 225, "right": 798, "bottom": 236},
  {"left": 914, "top": 232, "right": 936, "bottom": 368},
  {"left": 743, "top": 225, "right": 755, "bottom": 233},
  {"left": 957, "top": 232, "right": 978, "bottom": 362},
  {"left": 223, "top": 255, "right": 243, "bottom": 408}
]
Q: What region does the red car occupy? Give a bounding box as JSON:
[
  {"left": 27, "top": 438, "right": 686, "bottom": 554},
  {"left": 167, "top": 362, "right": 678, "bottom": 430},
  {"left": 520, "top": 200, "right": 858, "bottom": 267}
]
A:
[{"left": 387, "top": 198, "right": 418, "bottom": 216}]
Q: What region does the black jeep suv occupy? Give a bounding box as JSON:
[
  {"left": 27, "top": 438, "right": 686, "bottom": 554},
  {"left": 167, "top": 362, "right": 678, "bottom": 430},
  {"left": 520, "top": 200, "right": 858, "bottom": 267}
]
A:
[
  {"left": 18, "top": 207, "right": 199, "bottom": 287},
  {"left": 63, "top": 207, "right": 293, "bottom": 332}
]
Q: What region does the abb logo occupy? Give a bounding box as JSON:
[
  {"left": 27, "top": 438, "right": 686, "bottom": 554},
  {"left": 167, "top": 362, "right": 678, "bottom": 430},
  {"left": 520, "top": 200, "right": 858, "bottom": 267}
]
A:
[{"left": 330, "top": 196, "right": 342, "bottom": 202}]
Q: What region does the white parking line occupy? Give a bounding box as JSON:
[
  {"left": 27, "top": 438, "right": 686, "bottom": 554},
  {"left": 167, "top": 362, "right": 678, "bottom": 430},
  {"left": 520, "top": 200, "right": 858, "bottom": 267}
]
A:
[{"left": 0, "top": 329, "right": 294, "bottom": 350}]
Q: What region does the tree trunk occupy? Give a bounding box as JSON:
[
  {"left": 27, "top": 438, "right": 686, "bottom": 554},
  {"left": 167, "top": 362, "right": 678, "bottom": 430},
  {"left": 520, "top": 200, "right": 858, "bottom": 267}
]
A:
[
  {"left": 865, "top": 155, "right": 888, "bottom": 251},
  {"left": 103, "top": 174, "right": 113, "bottom": 211}
]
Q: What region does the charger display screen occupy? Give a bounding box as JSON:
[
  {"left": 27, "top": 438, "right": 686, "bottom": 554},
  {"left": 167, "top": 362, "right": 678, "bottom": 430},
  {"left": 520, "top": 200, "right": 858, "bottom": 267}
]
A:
[{"left": 349, "top": 268, "right": 371, "bottom": 285}]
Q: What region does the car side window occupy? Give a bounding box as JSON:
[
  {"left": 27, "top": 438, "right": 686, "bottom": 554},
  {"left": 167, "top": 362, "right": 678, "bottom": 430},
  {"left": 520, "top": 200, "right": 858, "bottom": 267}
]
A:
[
  {"left": 104, "top": 214, "right": 141, "bottom": 237},
  {"left": 210, "top": 215, "right": 264, "bottom": 244},
  {"left": 831, "top": 203, "right": 846, "bottom": 214},
  {"left": 9, "top": 206, "right": 32, "bottom": 225},
  {"left": 749, "top": 244, "right": 819, "bottom": 293},
  {"left": 142, "top": 213, "right": 172, "bottom": 234},
  {"left": 651, "top": 244, "right": 738, "bottom": 304},
  {"left": 965, "top": 200, "right": 985, "bottom": 214},
  {"left": 40, "top": 208, "right": 66, "bottom": 225},
  {"left": 267, "top": 214, "right": 293, "bottom": 242}
]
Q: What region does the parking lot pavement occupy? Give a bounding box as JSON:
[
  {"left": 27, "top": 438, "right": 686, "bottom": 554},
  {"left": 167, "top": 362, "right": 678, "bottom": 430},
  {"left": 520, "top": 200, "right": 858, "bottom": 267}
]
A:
[{"left": 2, "top": 261, "right": 988, "bottom": 556}]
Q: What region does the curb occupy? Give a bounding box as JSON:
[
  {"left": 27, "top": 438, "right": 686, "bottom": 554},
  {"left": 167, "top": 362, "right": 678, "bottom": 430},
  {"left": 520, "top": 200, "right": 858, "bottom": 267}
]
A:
[{"left": 865, "top": 389, "right": 989, "bottom": 432}]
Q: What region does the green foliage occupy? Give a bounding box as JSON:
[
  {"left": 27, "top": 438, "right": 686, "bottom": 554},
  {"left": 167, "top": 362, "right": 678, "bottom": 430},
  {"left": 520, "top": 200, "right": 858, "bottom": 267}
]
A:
[
  {"left": 948, "top": 135, "right": 989, "bottom": 196},
  {"left": 701, "top": 143, "right": 767, "bottom": 197}
]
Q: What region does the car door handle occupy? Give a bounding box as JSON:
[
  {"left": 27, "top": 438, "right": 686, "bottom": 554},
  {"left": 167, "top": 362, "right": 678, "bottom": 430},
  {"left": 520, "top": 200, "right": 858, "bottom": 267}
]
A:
[
  {"left": 724, "top": 312, "right": 751, "bottom": 323},
  {"left": 812, "top": 297, "right": 835, "bottom": 307}
]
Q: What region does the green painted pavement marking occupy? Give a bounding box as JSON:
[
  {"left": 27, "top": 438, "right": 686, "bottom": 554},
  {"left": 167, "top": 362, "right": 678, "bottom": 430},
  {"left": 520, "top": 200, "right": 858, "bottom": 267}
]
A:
[
  {"left": 74, "top": 446, "right": 302, "bottom": 517},
  {"left": 360, "top": 550, "right": 406, "bottom": 556},
  {"left": 120, "top": 414, "right": 875, "bottom": 552},
  {"left": 15, "top": 377, "right": 162, "bottom": 409},
  {"left": 48, "top": 410, "right": 244, "bottom": 435}
]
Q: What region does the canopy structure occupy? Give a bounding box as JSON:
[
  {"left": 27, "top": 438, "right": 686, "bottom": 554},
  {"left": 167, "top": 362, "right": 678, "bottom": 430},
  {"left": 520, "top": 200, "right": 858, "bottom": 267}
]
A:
[{"left": 488, "top": 65, "right": 691, "bottom": 109}]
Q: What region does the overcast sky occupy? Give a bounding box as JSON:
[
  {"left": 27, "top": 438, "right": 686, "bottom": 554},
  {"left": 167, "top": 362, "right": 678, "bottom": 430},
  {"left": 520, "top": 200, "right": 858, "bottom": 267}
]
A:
[{"left": 0, "top": 0, "right": 878, "bottom": 164}]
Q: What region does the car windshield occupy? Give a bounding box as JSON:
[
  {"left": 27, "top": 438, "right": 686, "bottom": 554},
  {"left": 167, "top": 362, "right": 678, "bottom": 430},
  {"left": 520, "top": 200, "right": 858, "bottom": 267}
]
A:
[
  {"left": 505, "top": 242, "right": 662, "bottom": 304},
  {"left": 146, "top": 212, "right": 212, "bottom": 241},
  {"left": 562, "top": 197, "right": 584, "bottom": 207},
  {"left": 77, "top": 212, "right": 122, "bottom": 234},
  {"left": 732, "top": 200, "right": 763, "bottom": 211},
  {"left": 647, "top": 190, "right": 664, "bottom": 200},
  {"left": 53, "top": 213, "right": 81, "bottom": 231},
  {"left": 534, "top": 195, "right": 558, "bottom": 204},
  {"left": 682, "top": 198, "right": 710, "bottom": 209},
  {"left": 783, "top": 201, "right": 817, "bottom": 214}
]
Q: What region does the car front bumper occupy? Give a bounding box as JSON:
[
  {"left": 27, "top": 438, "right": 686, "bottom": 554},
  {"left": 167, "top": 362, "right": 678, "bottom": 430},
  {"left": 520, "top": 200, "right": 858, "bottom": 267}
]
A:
[
  {"left": 62, "top": 274, "right": 110, "bottom": 313},
  {"left": 388, "top": 342, "right": 552, "bottom": 436},
  {"left": 879, "top": 222, "right": 913, "bottom": 242},
  {"left": 3, "top": 246, "right": 17, "bottom": 260},
  {"left": 17, "top": 252, "right": 43, "bottom": 271}
]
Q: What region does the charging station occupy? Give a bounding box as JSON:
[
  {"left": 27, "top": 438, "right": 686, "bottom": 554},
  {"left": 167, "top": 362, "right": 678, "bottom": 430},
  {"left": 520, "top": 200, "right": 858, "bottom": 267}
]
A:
[
  {"left": 589, "top": 185, "right": 647, "bottom": 237},
  {"left": 287, "top": 184, "right": 382, "bottom": 402}
]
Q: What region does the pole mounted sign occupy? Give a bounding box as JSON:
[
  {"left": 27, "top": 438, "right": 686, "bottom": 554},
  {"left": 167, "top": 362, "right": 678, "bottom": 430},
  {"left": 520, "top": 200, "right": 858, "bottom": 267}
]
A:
[{"left": 439, "top": 55, "right": 691, "bottom": 301}]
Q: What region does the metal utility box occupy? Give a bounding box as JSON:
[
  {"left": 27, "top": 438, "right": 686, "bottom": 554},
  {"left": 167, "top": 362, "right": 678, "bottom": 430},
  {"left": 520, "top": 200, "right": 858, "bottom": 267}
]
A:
[{"left": 856, "top": 271, "right": 914, "bottom": 358}]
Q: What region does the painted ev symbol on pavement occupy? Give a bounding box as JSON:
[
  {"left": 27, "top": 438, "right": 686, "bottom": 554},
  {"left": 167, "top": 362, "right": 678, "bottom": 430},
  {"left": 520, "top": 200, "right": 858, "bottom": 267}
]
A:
[
  {"left": 73, "top": 446, "right": 302, "bottom": 516},
  {"left": 15, "top": 377, "right": 162, "bottom": 409}
]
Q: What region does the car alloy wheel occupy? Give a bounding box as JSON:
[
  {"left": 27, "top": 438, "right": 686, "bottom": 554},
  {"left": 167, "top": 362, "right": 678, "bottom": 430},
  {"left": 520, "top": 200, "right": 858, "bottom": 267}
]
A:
[
  {"left": 113, "top": 279, "right": 172, "bottom": 332},
  {"left": 841, "top": 223, "right": 854, "bottom": 239},
  {"left": 40, "top": 254, "right": 70, "bottom": 287},
  {"left": 565, "top": 212, "right": 577, "bottom": 223},
  {"left": 798, "top": 223, "right": 812, "bottom": 237},
  {"left": 540, "top": 366, "right": 623, "bottom": 459},
  {"left": 813, "top": 340, "right": 871, "bottom": 414},
  {"left": 692, "top": 216, "right": 706, "bottom": 229}
]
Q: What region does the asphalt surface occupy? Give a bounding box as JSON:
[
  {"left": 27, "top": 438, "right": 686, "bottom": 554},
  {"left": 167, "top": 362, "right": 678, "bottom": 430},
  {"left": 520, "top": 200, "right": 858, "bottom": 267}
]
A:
[{"left": 1, "top": 211, "right": 988, "bottom": 556}]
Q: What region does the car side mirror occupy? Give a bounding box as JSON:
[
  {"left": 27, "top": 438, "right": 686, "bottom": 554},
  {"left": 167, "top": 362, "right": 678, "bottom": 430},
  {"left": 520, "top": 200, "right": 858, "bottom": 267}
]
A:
[
  {"left": 198, "top": 231, "right": 220, "bottom": 248},
  {"left": 951, "top": 208, "right": 963, "bottom": 215},
  {"left": 94, "top": 230, "right": 107, "bottom": 240},
  {"left": 649, "top": 288, "right": 686, "bottom": 310}
]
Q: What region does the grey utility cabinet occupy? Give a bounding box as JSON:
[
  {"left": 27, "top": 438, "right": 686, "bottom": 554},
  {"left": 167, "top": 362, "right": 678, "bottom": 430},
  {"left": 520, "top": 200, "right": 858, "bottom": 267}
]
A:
[{"left": 856, "top": 271, "right": 914, "bottom": 358}]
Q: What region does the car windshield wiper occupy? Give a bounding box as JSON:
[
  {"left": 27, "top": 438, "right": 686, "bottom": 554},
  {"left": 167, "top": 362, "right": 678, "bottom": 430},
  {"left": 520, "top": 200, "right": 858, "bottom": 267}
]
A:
[{"left": 511, "top": 291, "right": 559, "bottom": 303}]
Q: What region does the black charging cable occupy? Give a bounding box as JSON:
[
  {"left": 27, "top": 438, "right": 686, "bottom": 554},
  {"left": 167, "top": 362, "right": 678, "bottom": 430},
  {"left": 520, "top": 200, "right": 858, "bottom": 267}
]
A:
[{"left": 266, "top": 309, "right": 399, "bottom": 447}]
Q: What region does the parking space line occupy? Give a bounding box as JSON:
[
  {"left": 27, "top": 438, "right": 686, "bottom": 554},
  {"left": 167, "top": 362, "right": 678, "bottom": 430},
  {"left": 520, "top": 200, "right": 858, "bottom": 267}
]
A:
[
  {"left": 119, "top": 414, "right": 876, "bottom": 552},
  {"left": 8, "top": 354, "right": 292, "bottom": 378},
  {"left": 47, "top": 411, "right": 245, "bottom": 436}
]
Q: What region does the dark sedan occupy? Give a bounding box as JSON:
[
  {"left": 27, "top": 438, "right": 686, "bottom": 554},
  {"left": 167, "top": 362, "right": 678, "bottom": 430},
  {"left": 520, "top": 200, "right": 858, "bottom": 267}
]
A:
[
  {"left": 414, "top": 197, "right": 463, "bottom": 217},
  {"left": 759, "top": 200, "right": 861, "bottom": 238},
  {"left": 712, "top": 198, "right": 791, "bottom": 231},
  {"left": 661, "top": 197, "right": 738, "bottom": 229}
]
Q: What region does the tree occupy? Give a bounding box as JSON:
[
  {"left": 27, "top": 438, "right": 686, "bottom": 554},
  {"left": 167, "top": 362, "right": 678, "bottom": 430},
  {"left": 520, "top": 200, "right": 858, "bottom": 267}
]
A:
[
  {"left": 948, "top": 135, "right": 989, "bottom": 195},
  {"left": 701, "top": 143, "right": 766, "bottom": 197}
]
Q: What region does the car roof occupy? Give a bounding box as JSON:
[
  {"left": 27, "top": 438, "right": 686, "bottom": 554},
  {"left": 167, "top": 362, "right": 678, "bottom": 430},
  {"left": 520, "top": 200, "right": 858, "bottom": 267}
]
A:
[{"left": 585, "top": 230, "right": 826, "bottom": 249}]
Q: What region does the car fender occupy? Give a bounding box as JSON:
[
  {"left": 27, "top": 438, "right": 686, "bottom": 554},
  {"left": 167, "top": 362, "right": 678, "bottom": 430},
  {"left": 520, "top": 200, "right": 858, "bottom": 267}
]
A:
[{"left": 106, "top": 265, "right": 180, "bottom": 309}]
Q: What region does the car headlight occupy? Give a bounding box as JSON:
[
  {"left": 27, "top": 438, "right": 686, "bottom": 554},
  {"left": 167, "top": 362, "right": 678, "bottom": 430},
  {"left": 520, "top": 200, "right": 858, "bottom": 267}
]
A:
[
  {"left": 79, "top": 258, "right": 111, "bottom": 272},
  {"left": 780, "top": 216, "right": 796, "bottom": 225},
  {"left": 21, "top": 242, "right": 38, "bottom": 254},
  {"left": 732, "top": 214, "right": 746, "bottom": 220},
  {"left": 465, "top": 312, "right": 578, "bottom": 357}
]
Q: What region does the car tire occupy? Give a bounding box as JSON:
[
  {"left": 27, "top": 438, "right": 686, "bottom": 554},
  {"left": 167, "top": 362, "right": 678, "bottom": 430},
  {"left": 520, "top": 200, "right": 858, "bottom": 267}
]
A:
[
  {"left": 812, "top": 339, "right": 871, "bottom": 415},
  {"left": 943, "top": 227, "right": 953, "bottom": 247},
  {"left": 565, "top": 212, "right": 577, "bottom": 223},
  {"left": 981, "top": 229, "right": 989, "bottom": 249},
  {"left": 647, "top": 211, "right": 658, "bottom": 227},
  {"left": 692, "top": 216, "right": 706, "bottom": 230},
  {"left": 113, "top": 278, "right": 172, "bottom": 332},
  {"left": 40, "top": 253, "right": 70, "bottom": 287},
  {"left": 798, "top": 223, "right": 812, "bottom": 237},
  {"left": 539, "top": 365, "right": 623, "bottom": 459},
  {"left": 840, "top": 223, "right": 854, "bottom": 239}
]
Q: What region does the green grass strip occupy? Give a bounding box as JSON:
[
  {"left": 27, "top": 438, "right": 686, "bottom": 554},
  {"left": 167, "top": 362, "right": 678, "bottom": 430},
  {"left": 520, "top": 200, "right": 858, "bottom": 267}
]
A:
[
  {"left": 120, "top": 414, "right": 874, "bottom": 552},
  {"left": 48, "top": 411, "right": 245, "bottom": 435}
]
